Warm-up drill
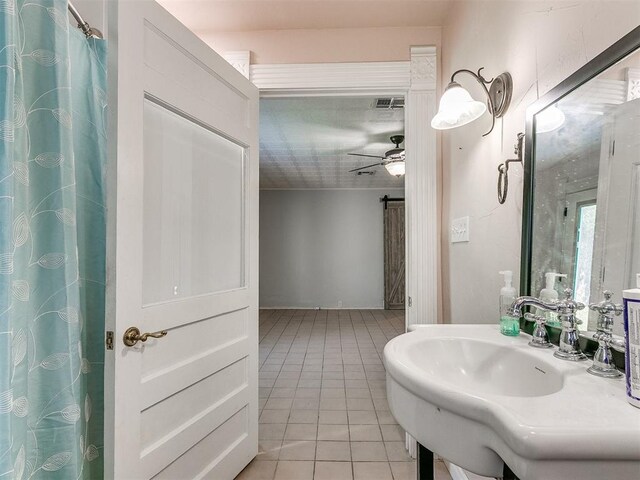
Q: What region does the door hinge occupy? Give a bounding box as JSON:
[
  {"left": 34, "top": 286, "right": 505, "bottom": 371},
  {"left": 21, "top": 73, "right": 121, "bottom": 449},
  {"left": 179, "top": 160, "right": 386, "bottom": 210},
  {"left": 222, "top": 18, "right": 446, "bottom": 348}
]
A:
[
  {"left": 611, "top": 140, "right": 615, "bottom": 157},
  {"left": 563, "top": 206, "right": 568, "bottom": 217},
  {"left": 408, "top": 296, "right": 413, "bottom": 307},
  {"left": 105, "top": 331, "right": 114, "bottom": 350}
]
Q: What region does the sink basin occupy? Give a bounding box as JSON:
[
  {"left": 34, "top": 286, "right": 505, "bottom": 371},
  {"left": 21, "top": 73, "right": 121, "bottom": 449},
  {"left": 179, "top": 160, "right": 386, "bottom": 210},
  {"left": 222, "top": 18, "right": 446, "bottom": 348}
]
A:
[
  {"left": 384, "top": 324, "right": 640, "bottom": 480},
  {"left": 406, "top": 337, "right": 563, "bottom": 397}
]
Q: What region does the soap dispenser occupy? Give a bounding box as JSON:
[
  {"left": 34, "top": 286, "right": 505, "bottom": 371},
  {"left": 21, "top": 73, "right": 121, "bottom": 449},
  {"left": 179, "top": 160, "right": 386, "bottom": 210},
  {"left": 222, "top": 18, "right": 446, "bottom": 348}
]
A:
[
  {"left": 539, "top": 272, "right": 567, "bottom": 327},
  {"left": 499, "top": 270, "right": 519, "bottom": 336}
]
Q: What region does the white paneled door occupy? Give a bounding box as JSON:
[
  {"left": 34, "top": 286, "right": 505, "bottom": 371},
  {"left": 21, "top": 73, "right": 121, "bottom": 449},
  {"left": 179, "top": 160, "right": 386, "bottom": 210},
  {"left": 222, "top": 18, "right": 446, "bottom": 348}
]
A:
[{"left": 104, "top": 1, "right": 259, "bottom": 478}]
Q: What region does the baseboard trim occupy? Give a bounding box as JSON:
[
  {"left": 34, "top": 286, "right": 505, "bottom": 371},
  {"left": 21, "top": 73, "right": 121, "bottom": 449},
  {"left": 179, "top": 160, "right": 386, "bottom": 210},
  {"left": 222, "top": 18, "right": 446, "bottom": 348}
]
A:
[{"left": 446, "top": 462, "right": 470, "bottom": 480}]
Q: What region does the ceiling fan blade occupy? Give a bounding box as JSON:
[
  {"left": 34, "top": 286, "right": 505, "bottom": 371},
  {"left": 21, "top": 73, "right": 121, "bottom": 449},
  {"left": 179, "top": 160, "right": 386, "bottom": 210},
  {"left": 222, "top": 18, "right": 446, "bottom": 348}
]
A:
[
  {"left": 348, "top": 153, "right": 386, "bottom": 159},
  {"left": 349, "top": 162, "right": 384, "bottom": 173}
]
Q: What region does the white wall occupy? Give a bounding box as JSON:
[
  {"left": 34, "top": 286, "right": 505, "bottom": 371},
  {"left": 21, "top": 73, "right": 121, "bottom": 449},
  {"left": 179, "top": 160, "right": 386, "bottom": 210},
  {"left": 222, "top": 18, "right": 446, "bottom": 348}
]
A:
[
  {"left": 199, "top": 26, "right": 441, "bottom": 64},
  {"left": 441, "top": 1, "right": 640, "bottom": 324},
  {"left": 260, "top": 189, "right": 403, "bottom": 309}
]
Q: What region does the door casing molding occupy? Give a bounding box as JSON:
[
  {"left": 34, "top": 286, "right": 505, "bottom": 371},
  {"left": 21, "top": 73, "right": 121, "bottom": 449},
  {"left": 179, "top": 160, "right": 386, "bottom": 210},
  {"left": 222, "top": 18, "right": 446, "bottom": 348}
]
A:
[{"left": 228, "top": 48, "right": 439, "bottom": 328}]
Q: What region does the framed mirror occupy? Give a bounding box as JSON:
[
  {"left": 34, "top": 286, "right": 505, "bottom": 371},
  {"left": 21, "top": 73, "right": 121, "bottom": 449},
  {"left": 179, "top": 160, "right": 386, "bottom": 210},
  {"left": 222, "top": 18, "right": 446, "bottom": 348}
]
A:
[{"left": 522, "top": 26, "right": 640, "bottom": 336}]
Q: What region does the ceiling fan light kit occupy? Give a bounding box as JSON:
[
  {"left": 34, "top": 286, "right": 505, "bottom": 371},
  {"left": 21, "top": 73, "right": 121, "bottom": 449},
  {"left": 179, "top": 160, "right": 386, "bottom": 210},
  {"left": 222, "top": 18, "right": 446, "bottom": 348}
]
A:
[
  {"left": 431, "top": 68, "right": 513, "bottom": 136},
  {"left": 349, "top": 135, "right": 406, "bottom": 177}
]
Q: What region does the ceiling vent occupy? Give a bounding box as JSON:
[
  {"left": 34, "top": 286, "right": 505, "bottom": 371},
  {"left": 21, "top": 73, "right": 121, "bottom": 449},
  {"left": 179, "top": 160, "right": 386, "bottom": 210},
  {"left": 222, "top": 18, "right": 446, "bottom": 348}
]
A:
[{"left": 374, "top": 97, "right": 404, "bottom": 109}]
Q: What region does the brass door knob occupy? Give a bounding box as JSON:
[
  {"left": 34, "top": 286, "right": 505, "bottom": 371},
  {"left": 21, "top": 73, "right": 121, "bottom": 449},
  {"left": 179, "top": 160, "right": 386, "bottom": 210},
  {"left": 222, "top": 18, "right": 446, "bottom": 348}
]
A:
[{"left": 123, "top": 326, "right": 168, "bottom": 347}]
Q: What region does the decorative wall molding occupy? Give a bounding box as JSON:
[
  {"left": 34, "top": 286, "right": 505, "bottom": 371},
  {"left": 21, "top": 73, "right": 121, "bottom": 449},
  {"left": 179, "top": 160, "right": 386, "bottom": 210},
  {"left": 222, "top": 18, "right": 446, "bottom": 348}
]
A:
[
  {"left": 223, "top": 50, "right": 251, "bottom": 79},
  {"left": 626, "top": 67, "right": 640, "bottom": 101},
  {"left": 409, "top": 46, "right": 437, "bottom": 90},
  {"left": 250, "top": 61, "right": 411, "bottom": 96},
  {"left": 251, "top": 51, "right": 439, "bottom": 331},
  {"left": 405, "top": 45, "right": 438, "bottom": 328}
]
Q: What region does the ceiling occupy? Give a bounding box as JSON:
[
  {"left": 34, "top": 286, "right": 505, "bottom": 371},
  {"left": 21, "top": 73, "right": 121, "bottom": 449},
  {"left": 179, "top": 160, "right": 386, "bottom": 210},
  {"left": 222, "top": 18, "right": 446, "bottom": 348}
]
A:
[
  {"left": 260, "top": 96, "right": 405, "bottom": 189},
  {"left": 157, "top": 0, "right": 451, "bottom": 33}
]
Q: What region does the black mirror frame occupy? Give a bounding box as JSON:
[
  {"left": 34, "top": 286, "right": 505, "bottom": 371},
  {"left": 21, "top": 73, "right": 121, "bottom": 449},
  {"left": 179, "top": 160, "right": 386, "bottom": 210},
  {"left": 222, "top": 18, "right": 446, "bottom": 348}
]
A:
[{"left": 520, "top": 25, "right": 640, "bottom": 297}]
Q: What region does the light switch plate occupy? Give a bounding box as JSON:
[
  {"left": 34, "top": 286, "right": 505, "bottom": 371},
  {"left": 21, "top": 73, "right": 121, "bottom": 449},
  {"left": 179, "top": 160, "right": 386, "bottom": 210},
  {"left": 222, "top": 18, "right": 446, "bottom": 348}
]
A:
[{"left": 451, "top": 216, "right": 470, "bottom": 243}]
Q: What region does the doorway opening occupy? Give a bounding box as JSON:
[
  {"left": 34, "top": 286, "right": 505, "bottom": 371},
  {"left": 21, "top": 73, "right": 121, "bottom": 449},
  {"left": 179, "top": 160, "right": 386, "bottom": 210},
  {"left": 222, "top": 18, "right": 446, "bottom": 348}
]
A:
[{"left": 258, "top": 95, "right": 406, "bottom": 313}]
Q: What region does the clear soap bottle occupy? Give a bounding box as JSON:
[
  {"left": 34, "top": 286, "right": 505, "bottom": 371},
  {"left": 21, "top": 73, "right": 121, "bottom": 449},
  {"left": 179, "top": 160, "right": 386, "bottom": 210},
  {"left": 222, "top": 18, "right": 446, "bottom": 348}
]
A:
[{"left": 499, "top": 270, "right": 519, "bottom": 336}]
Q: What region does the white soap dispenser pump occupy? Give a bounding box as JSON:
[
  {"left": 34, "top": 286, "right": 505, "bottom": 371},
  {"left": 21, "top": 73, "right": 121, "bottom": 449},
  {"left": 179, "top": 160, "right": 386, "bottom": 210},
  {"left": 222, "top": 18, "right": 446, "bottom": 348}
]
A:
[
  {"left": 539, "top": 272, "right": 567, "bottom": 326},
  {"left": 499, "top": 270, "right": 519, "bottom": 336}
]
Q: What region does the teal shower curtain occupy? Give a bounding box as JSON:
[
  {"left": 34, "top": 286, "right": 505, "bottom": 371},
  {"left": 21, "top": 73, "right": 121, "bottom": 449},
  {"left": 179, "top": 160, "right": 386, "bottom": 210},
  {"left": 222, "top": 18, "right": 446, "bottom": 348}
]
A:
[{"left": 0, "top": 1, "right": 106, "bottom": 478}]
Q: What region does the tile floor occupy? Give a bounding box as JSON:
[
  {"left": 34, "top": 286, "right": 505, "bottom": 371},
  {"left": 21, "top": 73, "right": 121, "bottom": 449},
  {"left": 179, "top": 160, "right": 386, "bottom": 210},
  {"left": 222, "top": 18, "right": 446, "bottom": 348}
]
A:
[{"left": 235, "top": 309, "right": 455, "bottom": 480}]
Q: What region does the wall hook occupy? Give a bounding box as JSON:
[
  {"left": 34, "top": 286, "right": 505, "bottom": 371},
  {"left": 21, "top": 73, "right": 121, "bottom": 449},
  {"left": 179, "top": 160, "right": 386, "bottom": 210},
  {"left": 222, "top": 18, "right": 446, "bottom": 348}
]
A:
[{"left": 497, "top": 133, "right": 524, "bottom": 204}]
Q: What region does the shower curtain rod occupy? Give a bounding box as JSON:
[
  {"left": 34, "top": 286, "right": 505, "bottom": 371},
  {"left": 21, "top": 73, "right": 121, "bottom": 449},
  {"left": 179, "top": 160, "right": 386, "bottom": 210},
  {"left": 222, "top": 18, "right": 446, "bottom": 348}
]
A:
[{"left": 68, "top": 1, "right": 103, "bottom": 39}]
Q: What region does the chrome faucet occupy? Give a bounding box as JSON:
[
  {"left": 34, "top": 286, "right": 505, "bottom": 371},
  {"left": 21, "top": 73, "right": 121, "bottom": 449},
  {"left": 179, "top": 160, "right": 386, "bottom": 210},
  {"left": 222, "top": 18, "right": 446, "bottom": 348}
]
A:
[
  {"left": 508, "top": 288, "right": 587, "bottom": 361},
  {"left": 587, "top": 291, "right": 624, "bottom": 378}
]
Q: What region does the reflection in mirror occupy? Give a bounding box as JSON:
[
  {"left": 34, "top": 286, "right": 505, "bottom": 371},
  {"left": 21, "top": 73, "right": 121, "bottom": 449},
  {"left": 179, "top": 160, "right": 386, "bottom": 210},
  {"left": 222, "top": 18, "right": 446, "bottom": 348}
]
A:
[{"left": 530, "top": 47, "right": 640, "bottom": 336}]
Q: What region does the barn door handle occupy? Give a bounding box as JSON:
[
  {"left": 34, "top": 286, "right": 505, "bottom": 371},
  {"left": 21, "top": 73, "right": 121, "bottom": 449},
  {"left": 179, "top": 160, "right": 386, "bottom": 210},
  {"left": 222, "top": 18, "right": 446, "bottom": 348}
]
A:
[{"left": 123, "top": 326, "right": 168, "bottom": 347}]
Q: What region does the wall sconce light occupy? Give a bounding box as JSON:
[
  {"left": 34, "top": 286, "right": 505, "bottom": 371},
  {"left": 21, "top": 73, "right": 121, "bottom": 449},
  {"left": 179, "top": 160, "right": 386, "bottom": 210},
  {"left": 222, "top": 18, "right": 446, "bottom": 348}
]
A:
[{"left": 431, "top": 68, "right": 513, "bottom": 136}]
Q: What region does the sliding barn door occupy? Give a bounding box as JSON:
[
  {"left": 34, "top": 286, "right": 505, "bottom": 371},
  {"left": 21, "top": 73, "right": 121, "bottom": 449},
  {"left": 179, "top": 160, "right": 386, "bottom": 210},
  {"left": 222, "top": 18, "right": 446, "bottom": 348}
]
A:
[
  {"left": 104, "top": 1, "right": 259, "bottom": 478},
  {"left": 384, "top": 201, "right": 406, "bottom": 310}
]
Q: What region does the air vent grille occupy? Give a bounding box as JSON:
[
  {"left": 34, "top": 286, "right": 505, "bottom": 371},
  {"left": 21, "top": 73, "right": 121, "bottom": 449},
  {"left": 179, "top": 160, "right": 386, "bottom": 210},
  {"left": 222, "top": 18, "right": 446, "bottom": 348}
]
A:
[{"left": 374, "top": 97, "right": 404, "bottom": 109}]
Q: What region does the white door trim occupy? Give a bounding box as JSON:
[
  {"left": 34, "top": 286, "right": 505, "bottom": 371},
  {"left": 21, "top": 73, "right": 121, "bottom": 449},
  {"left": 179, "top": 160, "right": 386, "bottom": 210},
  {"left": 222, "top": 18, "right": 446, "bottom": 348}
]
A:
[{"left": 235, "top": 49, "right": 439, "bottom": 328}]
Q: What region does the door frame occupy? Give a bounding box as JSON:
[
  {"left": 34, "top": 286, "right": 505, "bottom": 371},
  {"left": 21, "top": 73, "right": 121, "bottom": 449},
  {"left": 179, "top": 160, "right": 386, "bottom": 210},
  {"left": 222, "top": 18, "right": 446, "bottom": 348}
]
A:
[{"left": 228, "top": 47, "right": 440, "bottom": 329}]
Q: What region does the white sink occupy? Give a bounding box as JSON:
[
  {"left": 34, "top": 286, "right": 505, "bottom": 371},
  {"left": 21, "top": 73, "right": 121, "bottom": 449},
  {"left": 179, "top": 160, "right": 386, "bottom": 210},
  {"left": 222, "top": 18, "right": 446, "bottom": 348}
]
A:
[{"left": 383, "top": 324, "right": 640, "bottom": 480}]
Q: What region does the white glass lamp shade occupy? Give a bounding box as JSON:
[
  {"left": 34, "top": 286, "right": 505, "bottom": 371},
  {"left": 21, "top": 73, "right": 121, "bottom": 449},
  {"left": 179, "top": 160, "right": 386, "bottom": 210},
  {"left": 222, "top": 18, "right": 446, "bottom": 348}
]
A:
[
  {"left": 385, "top": 160, "right": 405, "bottom": 177},
  {"left": 536, "top": 105, "right": 565, "bottom": 133},
  {"left": 431, "top": 82, "right": 487, "bottom": 130}
]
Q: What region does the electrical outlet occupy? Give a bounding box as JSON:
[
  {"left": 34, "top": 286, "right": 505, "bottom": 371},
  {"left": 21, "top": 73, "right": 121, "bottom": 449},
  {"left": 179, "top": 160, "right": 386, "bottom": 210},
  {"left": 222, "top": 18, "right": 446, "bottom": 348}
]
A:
[
  {"left": 337, "top": 300, "right": 343, "bottom": 308},
  {"left": 451, "top": 216, "right": 470, "bottom": 243}
]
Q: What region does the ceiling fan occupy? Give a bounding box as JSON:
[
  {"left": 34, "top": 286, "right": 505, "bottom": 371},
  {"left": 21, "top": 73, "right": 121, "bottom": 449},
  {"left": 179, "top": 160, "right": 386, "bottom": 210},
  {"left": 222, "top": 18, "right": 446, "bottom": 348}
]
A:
[{"left": 348, "top": 135, "right": 405, "bottom": 177}]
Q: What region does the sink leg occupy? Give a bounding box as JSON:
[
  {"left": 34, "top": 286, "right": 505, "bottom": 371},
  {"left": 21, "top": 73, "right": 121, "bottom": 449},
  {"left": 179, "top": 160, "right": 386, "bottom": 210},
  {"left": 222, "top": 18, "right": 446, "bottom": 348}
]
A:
[
  {"left": 417, "top": 443, "right": 434, "bottom": 480},
  {"left": 503, "top": 463, "right": 519, "bottom": 480}
]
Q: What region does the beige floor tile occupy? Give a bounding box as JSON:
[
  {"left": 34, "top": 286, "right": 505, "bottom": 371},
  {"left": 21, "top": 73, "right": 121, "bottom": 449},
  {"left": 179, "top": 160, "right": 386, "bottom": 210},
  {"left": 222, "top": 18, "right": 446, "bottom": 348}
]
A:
[
  {"left": 319, "top": 397, "right": 347, "bottom": 410},
  {"left": 351, "top": 441, "right": 388, "bottom": 462},
  {"left": 278, "top": 440, "right": 316, "bottom": 461},
  {"left": 316, "top": 441, "right": 352, "bottom": 461},
  {"left": 322, "top": 379, "right": 345, "bottom": 388},
  {"left": 295, "top": 388, "right": 321, "bottom": 399},
  {"left": 373, "top": 397, "right": 390, "bottom": 411},
  {"left": 260, "top": 410, "right": 290, "bottom": 424},
  {"left": 274, "top": 379, "right": 298, "bottom": 388},
  {"left": 259, "top": 424, "right": 287, "bottom": 441},
  {"left": 347, "top": 397, "right": 374, "bottom": 411},
  {"left": 389, "top": 461, "right": 416, "bottom": 480},
  {"left": 353, "top": 461, "right": 393, "bottom": 480},
  {"left": 384, "top": 442, "right": 412, "bottom": 462},
  {"left": 320, "top": 388, "right": 346, "bottom": 398},
  {"left": 274, "top": 460, "right": 314, "bottom": 480},
  {"left": 270, "top": 388, "right": 296, "bottom": 398},
  {"left": 313, "top": 461, "right": 353, "bottom": 480},
  {"left": 349, "top": 424, "right": 382, "bottom": 442},
  {"left": 317, "top": 424, "right": 350, "bottom": 441},
  {"left": 346, "top": 388, "right": 371, "bottom": 399},
  {"left": 375, "top": 411, "right": 398, "bottom": 425},
  {"left": 236, "top": 460, "right": 277, "bottom": 480},
  {"left": 284, "top": 424, "right": 318, "bottom": 441},
  {"left": 380, "top": 425, "right": 404, "bottom": 442},
  {"left": 318, "top": 410, "right": 348, "bottom": 425},
  {"left": 288, "top": 409, "right": 318, "bottom": 424},
  {"left": 348, "top": 410, "right": 378, "bottom": 425},
  {"left": 257, "top": 440, "right": 283, "bottom": 461},
  {"left": 265, "top": 398, "right": 293, "bottom": 410},
  {"left": 292, "top": 397, "right": 320, "bottom": 410},
  {"left": 298, "top": 379, "right": 322, "bottom": 388}
]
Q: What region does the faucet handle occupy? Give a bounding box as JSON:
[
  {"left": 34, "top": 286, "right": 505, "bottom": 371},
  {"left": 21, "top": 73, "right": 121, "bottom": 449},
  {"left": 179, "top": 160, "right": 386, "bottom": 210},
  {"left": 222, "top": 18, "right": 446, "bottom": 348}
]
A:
[
  {"left": 559, "top": 288, "right": 585, "bottom": 311},
  {"left": 589, "top": 290, "right": 623, "bottom": 316}
]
